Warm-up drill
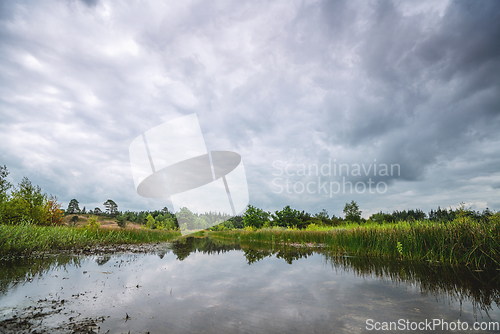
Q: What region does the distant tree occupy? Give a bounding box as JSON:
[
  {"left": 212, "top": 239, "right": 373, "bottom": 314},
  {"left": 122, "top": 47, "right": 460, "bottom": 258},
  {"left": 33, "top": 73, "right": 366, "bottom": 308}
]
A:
[
  {"left": 67, "top": 199, "right": 80, "bottom": 214},
  {"left": 176, "top": 207, "right": 197, "bottom": 230},
  {"left": 243, "top": 205, "right": 270, "bottom": 229},
  {"left": 0, "top": 165, "right": 11, "bottom": 198},
  {"left": 103, "top": 199, "right": 118, "bottom": 216},
  {"left": 0, "top": 171, "right": 62, "bottom": 226},
  {"left": 146, "top": 213, "right": 155, "bottom": 229},
  {"left": 343, "top": 200, "right": 362, "bottom": 224},
  {"left": 314, "top": 209, "right": 330, "bottom": 224},
  {"left": 94, "top": 207, "right": 102, "bottom": 215},
  {"left": 43, "top": 195, "right": 64, "bottom": 226},
  {"left": 429, "top": 206, "right": 455, "bottom": 222},
  {"left": 369, "top": 211, "right": 393, "bottom": 224},
  {"left": 81, "top": 206, "right": 86, "bottom": 214},
  {"left": 296, "top": 210, "right": 312, "bottom": 228},
  {"left": 70, "top": 215, "right": 79, "bottom": 225},
  {"left": 228, "top": 215, "right": 244, "bottom": 229},
  {"left": 9, "top": 177, "right": 46, "bottom": 224},
  {"left": 0, "top": 165, "right": 12, "bottom": 223},
  {"left": 137, "top": 212, "right": 146, "bottom": 224},
  {"left": 272, "top": 206, "right": 302, "bottom": 228},
  {"left": 116, "top": 214, "right": 127, "bottom": 228},
  {"left": 330, "top": 214, "right": 344, "bottom": 227}
]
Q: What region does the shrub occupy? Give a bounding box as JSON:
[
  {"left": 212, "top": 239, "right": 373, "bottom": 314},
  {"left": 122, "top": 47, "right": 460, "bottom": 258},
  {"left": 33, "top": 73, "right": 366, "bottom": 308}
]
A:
[
  {"left": 87, "top": 216, "right": 100, "bottom": 229},
  {"left": 70, "top": 215, "right": 79, "bottom": 226},
  {"left": 306, "top": 223, "right": 319, "bottom": 231},
  {"left": 116, "top": 215, "right": 127, "bottom": 228}
]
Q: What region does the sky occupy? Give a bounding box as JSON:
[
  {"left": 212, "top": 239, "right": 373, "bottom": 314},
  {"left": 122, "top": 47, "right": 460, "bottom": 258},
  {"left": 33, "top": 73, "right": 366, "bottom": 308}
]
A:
[{"left": 0, "top": 0, "right": 499, "bottom": 218}]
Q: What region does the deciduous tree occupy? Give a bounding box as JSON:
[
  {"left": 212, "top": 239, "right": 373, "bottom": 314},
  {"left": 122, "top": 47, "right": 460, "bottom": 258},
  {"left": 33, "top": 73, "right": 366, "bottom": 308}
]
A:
[
  {"left": 243, "top": 205, "right": 270, "bottom": 229},
  {"left": 343, "top": 200, "right": 362, "bottom": 224}
]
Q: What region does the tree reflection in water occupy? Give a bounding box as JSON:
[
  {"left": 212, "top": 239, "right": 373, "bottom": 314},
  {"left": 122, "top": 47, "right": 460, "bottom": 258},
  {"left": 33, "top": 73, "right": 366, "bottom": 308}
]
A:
[
  {"left": 171, "top": 236, "right": 500, "bottom": 315},
  {"left": 1, "top": 237, "right": 498, "bottom": 315}
]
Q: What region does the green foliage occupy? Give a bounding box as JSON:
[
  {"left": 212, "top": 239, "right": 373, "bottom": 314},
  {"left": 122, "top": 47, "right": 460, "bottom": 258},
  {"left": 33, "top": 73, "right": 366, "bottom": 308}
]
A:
[
  {"left": 314, "top": 209, "right": 330, "bottom": 224},
  {"left": 396, "top": 241, "right": 403, "bottom": 257},
  {"left": 176, "top": 207, "right": 194, "bottom": 222},
  {"left": 0, "top": 176, "right": 63, "bottom": 226},
  {"left": 369, "top": 211, "right": 394, "bottom": 224},
  {"left": 116, "top": 214, "right": 127, "bottom": 228},
  {"left": 154, "top": 215, "right": 177, "bottom": 230},
  {"left": 0, "top": 165, "right": 11, "bottom": 195},
  {"left": 272, "top": 206, "right": 301, "bottom": 228},
  {"left": 306, "top": 223, "right": 319, "bottom": 231},
  {"left": 0, "top": 166, "right": 11, "bottom": 223},
  {"left": 9, "top": 177, "right": 46, "bottom": 223},
  {"left": 86, "top": 216, "right": 100, "bottom": 229},
  {"left": 210, "top": 219, "right": 235, "bottom": 231},
  {"left": 343, "top": 200, "right": 362, "bottom": 224},
  {"left": 70, "top": 215, "right": 79, "bottom": 225},
  {"left": 243, "top": 205, "right": 270, "bottom": 229},
  {"left": 212, "top": 214, "right": 500, "bottom": 269},
  {"left": 146, "top": 214, "right": 155, "bottom": 229},
  {"left": 392, "top": 209, "right": 426, "bottom": 222},
  {"left": 175, "top": 207, "right": 202, "bottom": 230}
]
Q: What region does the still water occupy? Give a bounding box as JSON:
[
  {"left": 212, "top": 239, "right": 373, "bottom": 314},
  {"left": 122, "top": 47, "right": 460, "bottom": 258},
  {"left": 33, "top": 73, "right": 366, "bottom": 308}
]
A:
[{"left": 1, "top": 237, "right": 499, "bottom": 333}]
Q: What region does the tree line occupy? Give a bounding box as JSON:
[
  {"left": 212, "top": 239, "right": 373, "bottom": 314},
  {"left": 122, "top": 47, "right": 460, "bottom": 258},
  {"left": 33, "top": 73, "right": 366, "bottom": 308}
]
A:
[
  {"left": 66, "top": 198, "right": 119, "bottom": 216},
  {"left": 2, "top": 165, "right": 497, "bottom": 231},
  {"left": 226, "top": 200, "right": 498, "bottom": 231}
]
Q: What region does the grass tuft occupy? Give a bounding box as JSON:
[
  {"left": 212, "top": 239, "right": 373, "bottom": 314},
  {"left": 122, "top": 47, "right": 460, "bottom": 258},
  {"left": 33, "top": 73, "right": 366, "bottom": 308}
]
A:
[
  {"left": 210, "top": 217, "right": 500, "bottom": 268},
  {"left": 0, "top": 221, "right": 180, "bottom": 256}
]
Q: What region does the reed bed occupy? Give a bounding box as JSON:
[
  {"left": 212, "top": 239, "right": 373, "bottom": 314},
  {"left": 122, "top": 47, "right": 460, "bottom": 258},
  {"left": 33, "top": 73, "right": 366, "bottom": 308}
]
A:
[
  {"left": 0, "top": 222, "right": 180, "bottom": 256},
  {"left": 211, "top": 217, "right": 500, "bottom": 268}
]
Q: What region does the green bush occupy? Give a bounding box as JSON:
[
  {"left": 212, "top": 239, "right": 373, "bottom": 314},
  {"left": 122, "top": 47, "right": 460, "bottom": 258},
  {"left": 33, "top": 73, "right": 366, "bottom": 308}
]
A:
[
  {"left": 87, "top": 216, "right": 100, "bottom": 229},
  {"left": 116, "top": 215, "right": 127, "bottom": 228}
]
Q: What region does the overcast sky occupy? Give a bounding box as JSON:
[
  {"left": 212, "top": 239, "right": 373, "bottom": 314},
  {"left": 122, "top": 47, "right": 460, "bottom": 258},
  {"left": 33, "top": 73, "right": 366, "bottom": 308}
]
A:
[{"left": 1, "top": 0, "right": 499, "bottom": 218}]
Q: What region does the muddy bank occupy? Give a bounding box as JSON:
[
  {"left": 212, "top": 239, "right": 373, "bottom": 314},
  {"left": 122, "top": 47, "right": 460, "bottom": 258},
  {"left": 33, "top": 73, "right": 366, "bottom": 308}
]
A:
[
  {"left": 0, "top": 296, "right": 107, "bottom": 334},
  {"left": 0, "top": 242, "right": 173, "bottom": 333},
  {"left": 0, "top": 242, "right": 173, "bottom": 261},
  {"left": 68, "top": 242, "right": 171, "bottom": 256}
]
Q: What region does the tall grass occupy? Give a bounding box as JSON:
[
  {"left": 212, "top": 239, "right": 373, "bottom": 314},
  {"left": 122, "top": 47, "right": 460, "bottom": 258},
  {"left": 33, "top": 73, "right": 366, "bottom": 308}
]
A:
[
  {"left": 0, "top": 221, "right": 181, "bottom": 256},
  {"left": 211, "top": 216, "right": 500, "bottom": 268}
]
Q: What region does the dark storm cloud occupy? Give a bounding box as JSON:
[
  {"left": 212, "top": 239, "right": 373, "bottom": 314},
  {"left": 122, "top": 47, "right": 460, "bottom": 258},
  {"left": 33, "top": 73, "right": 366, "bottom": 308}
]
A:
[
  {"left": 79, "top": 0, "right": 99, "bottom": 7},
  {"left": 310, "top": 0, "right": 500, "bottom": 187}
]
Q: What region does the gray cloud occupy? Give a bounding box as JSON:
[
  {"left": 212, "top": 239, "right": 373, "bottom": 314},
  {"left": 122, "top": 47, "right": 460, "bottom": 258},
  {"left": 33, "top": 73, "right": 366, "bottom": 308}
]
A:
[{"left": 0, "top": 0, "right": 499, "bottom": 217}]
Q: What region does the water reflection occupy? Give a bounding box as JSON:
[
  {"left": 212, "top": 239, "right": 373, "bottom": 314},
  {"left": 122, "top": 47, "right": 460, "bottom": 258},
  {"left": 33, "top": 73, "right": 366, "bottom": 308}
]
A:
[
  {"left": 0, "top": 254, "right": 81, "bottom": 294},
  {"left": 170, "top": 237, "right": 241, "bottom": 261},
  {"left": 169, "top": 237, "right": 500, "bottom": 314}
]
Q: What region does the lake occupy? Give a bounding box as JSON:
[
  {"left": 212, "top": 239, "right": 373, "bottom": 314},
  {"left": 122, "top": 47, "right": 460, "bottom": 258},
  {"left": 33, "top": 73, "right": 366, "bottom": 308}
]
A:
[{"left": 1, "top": 237, "right": 499, "bottom": 333}]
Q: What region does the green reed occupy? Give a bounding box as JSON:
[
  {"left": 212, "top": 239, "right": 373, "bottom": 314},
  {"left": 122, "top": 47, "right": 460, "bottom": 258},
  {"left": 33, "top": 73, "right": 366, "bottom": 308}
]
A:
[
  {"left": 0, "top": 222, "right": 181, "bottom": 256},
  {"left": 211, "top": 217, "right": 500, "bottom": 268}
]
